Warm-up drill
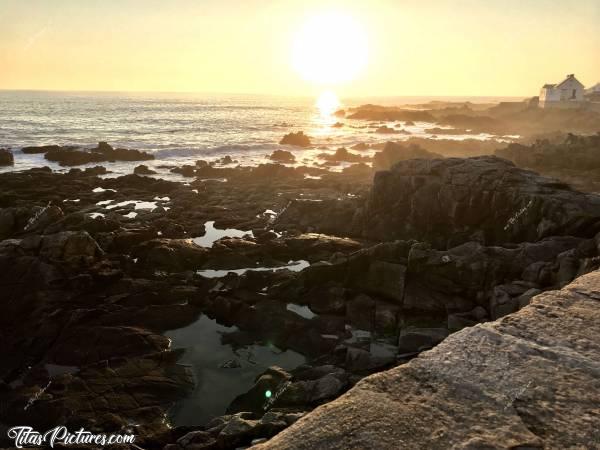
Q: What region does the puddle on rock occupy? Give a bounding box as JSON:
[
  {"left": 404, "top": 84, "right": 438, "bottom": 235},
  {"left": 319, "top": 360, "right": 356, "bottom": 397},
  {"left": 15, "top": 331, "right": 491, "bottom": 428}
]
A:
[
  {"left": 106, "top": 200, "right": 160, "bottom": 211},
  {"left": 286, "top": 303, "right": 317, "bottom": 320},
  {"left": 166, "top": 315, "right": 305, "bottom": 426},
  {"left": 196, "top": 260, "right": 309, "bottom": 278},
  {"left": 193, "top": 221, "right": 254, "bottom": 248}
]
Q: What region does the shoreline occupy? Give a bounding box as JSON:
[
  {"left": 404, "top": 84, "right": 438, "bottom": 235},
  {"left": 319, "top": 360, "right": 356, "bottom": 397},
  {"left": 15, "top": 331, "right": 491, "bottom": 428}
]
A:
[
  {"left": 1, "top": 100, "right": 600, "bottom": 447},
  {"left": 1, "top": 140, "right": 600, "bottom": 447}
]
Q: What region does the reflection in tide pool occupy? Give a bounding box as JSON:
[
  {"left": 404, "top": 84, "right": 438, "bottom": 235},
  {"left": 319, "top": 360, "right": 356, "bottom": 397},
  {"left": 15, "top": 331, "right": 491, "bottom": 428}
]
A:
[
  {"left": 196, "top": 260, "right": 309, "bottom": 278},
  {"left": 165, "top": 315, "right": 306, "bottom": 426},
  {"left": 193, "top": 221, "right": 253, "bottom": 248}
]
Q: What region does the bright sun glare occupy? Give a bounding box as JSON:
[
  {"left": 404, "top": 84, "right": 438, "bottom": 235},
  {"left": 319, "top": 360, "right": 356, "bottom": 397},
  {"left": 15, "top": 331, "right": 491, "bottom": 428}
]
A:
[
  {"left": 316, "top": 90, "right": 341, "bottom": 117},
  {"left": 292, "top": 12, "right": 369, "bottom": 85}
]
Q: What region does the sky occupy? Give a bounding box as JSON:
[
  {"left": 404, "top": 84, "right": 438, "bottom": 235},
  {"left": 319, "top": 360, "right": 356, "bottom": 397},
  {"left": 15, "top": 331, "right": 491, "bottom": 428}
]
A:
[{"left": 0, "top": 0, "right": 599, "bottom": 97}]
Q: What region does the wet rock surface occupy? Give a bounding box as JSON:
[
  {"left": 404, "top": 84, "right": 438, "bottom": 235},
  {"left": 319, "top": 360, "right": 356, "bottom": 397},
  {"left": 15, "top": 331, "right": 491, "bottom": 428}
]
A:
[{"left": 1, "top": 151, "right": 599, "bottom": 448}]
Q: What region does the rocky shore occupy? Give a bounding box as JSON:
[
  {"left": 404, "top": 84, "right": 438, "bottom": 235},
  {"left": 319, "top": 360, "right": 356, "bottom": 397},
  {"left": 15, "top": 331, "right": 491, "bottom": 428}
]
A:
[
  {"left": 496, "top": 133, "right": 600, "bottom": 192},
  {"left": 342, "top": 101, "right": 600, "bottom": 136},
  {"left": 1, "top": 140, "right": 600, "bottom": 448},
  {"left": 254, "top": 270, "right": 600, "bottom": 449}
]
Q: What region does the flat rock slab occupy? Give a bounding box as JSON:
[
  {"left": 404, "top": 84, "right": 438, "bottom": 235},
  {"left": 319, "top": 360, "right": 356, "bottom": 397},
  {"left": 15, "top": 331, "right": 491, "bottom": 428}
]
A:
[{"left": 254, "top": 270, "right": 600, "bottom": 449}]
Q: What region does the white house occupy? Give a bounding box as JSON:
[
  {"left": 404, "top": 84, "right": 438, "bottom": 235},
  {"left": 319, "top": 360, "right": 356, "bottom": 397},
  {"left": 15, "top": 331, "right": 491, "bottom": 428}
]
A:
[
  {"left": 539, "top": 74, "right": 585, "bottom": 108},
  {"left": 586, "top": 83, "right": 600, "bottom": 94}
]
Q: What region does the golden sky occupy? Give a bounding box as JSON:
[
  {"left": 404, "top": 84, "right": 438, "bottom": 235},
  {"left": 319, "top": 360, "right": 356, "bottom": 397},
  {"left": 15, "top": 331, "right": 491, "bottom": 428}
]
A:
[{"left": 1, "top": 0, "right": 599, "bottom": 97}]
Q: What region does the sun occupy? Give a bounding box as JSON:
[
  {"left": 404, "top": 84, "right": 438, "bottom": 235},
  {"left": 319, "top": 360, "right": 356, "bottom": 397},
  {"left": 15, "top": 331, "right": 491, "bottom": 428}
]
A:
[{"left": 291, "top": 12, "right": 369, "bottom": 85}]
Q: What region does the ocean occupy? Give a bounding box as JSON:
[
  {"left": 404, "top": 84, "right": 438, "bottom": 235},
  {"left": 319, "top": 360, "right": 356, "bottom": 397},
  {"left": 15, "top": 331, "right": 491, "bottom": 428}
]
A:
[{"left": 0, "top": 90, "right": 513, "bottom": 179}]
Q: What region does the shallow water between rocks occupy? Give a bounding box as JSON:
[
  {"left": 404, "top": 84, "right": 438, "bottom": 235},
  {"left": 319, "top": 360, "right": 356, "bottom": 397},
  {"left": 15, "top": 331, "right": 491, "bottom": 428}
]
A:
[{"left": 165, "top": 315, "right": 306, "bottom": 426}]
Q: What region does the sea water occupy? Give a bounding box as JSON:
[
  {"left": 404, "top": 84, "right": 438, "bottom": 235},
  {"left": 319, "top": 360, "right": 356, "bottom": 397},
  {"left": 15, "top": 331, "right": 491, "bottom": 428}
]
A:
[{"left": 0, "top": 90, "right": 509, "bottom": 179}]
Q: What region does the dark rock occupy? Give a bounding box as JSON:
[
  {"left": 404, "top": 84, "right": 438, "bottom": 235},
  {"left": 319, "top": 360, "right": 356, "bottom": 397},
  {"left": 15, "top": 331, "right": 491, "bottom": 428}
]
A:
[
  {"left": 217, "top": 155, "right": 235, "bottom": 165},
  {"left": 397, "top": 327, "right": 449, "bottom": 353},
  {"left": 351, "top": 143, "right": 370, "bottom": 151},
  {"left": 375, "top": 126, "right": 398, "bottom": 134},
  {"left": 0, "top": 149, "right": 14, "bottom": 166},
  {"left": 45, "top": 142, "right": 153, "bottom": 166},
  {"left": 170, "top": 165, "right": 196, "bottom": 177},
  {"left": 227, "top": 366, "right": 292, "bottom": 414},
  {"left": 495, "top": 133, "right": 600, "bottom": 191},
  {"left": 258, "top": 272, "right": 600, "bottom": 449},
  {"left": 23, "top": 205, "right": 65, "bottom": 233},
  {"left": 345, "top": 347, "right": 394, "bottom": 373},
  {"left": 447, "top": 312, "right": 479, "bottom": 332},
  {"left": 374, "top": 301, "right": 400, "bottom": 335},
  {"left": 269, "top": 150, "right": 296, "bottom": 162},
  {"left": 176, "top": 430, "right": 218, "bottom": 449},
  {"left": 346, "top": 294, "right": 375, "bottom": 330},
  {"left": 133, "top": 239, "right": 208, "bottom": 271},
  {"left": 280, "top": 131, "right": 312, "bottom": 147},
  {"left": 308, "top": 286, "right": 346, "bottom": 314},
  {"left": 134, "top": 164, "right": 157, "bottom": 175},
  {"left": 358, "top": 156, "right": 600, "bottom": 246},
  {"left": 97, "top": 141, "right": 113, "bottom": 152},
  {"left": 348, "top": 106, "right": 435, "bottom": 122},
  {"left": 317, "top": 148, "right": 367, "bottom": 163},
  {"left": 39, "top": 231, "right": 103, "bottom": 263},
  {"left": 21, "top": 145, "right": 62, "bottom": 154},
  {"left": 372, "top": 142, "right": 442, "bottom": 171}
]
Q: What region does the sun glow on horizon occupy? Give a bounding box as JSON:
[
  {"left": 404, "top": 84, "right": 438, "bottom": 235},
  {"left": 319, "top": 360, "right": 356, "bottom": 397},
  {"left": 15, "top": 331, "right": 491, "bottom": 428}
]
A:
[
  {"left": 291, "top": 12, "right": 369, "bottom": 86},
  {"left": 316, "top": 90, "right": 341, "bottom": 117}
]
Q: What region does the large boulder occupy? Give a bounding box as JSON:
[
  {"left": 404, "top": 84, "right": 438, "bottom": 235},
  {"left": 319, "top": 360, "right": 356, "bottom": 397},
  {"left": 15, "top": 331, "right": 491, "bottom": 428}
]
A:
[{"left": 356, "top": 156, "right": 600, "bottom": 246}]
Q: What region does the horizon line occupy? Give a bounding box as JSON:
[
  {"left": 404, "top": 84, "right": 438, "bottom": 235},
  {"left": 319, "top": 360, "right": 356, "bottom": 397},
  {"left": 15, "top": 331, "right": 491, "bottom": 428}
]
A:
[{"left": 0, "top": 88, "right": 528, "bottom": 101}]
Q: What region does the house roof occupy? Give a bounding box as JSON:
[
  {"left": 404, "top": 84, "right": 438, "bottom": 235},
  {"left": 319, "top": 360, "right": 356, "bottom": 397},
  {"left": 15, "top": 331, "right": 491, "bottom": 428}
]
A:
[
  {"left": 556, "top": 74, "right": 585, "bottom": 89},
  {"left": 542, "top": 84, "right": 556, "bottom": 89}
]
